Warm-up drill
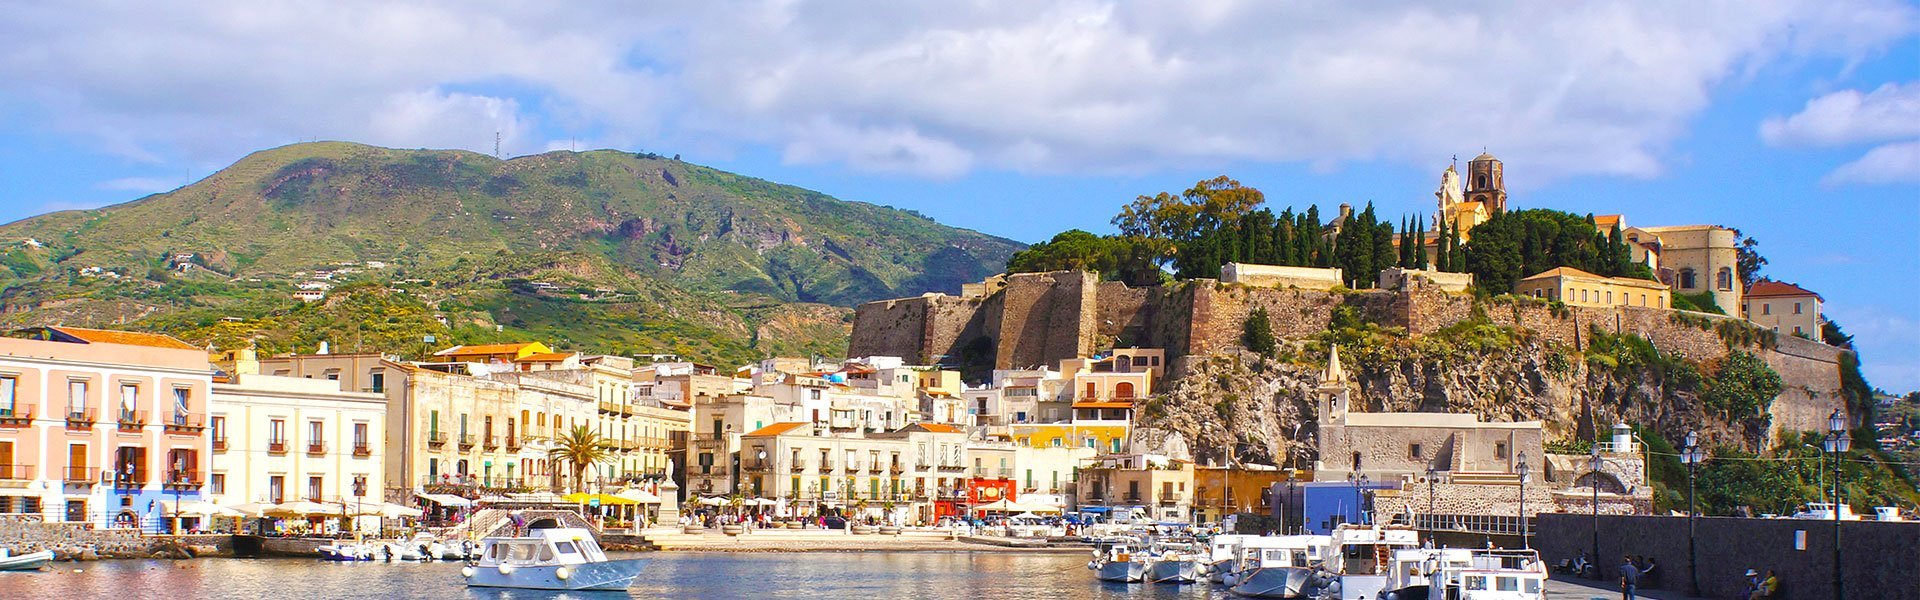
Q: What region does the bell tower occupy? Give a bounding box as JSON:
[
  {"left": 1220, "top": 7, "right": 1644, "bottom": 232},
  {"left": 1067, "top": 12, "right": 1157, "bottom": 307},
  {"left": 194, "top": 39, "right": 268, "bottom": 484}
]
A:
[
  {"left": 1465, "top": 152, "right": 1507, "bottom": 213},
  {"left": 1317, "top": 345, "right": 1350, "bottom": 425}
]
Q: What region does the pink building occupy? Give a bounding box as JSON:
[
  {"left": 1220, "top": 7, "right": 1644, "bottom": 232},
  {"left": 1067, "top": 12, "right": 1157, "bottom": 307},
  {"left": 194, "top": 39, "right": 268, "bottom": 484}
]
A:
[{"left": 0, "top": 327, "right": 213, "bottom": 531}]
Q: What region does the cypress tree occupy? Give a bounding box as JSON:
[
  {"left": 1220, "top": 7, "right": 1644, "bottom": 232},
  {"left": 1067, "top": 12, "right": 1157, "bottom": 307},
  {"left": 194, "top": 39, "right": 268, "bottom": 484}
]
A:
[{"left": 1414, "top": 216, "right": 1428, "bottom": 270}]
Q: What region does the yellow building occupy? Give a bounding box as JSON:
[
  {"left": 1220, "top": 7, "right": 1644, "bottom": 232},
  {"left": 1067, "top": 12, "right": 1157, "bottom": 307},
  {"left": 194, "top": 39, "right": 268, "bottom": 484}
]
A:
[
  {"left": 1743, "top": 280, "right": 1823, "bottom": 339},
  {"left": 1008, "top": 423, "right": 1130, "bottom": 453},
  {"left": 431, "top": 342, "right": 554, "bottom": 366},
  {"left": 1515, "top": 267, "right": 1670, "bottom": 309}
]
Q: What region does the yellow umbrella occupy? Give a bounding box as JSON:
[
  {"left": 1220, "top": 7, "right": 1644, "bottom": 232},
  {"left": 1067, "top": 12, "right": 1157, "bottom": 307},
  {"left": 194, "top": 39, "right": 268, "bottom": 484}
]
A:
[{"left": 562, "top": 493, "right": 638, "bottom": 506}]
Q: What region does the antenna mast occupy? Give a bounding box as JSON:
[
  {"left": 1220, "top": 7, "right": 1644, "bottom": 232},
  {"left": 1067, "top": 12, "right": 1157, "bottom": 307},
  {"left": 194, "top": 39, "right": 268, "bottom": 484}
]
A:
[{"left": 494, "top": 132, "right": 502, "bottom": 159}]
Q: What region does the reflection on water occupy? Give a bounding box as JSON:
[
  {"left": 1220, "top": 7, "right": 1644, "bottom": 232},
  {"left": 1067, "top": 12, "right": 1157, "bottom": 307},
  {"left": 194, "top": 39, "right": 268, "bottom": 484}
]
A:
[{"left": 2, "top": 552, "right": 1237, "bottom": 600}]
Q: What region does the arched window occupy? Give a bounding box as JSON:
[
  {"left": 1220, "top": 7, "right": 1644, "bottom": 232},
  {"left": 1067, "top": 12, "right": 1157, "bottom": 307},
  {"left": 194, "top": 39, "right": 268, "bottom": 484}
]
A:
[
  {"left": 1678, "top": 269, "right": 1697, "bottom": 289},
  {"left": 1114, "top": 355, "right": 1132, "bottom": 372},
  {"left": 1716, "top": 267, "right": 1733, "bottom": 291},
  {"left": 1114, "top": 382, "right": 1135, "bottom": 399}
]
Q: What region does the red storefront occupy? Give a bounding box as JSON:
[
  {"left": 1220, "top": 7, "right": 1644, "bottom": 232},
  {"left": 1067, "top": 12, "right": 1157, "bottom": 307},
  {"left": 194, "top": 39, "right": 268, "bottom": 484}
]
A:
[{"left": 934, "top": 478, "right": 1017, "bottom": 519}]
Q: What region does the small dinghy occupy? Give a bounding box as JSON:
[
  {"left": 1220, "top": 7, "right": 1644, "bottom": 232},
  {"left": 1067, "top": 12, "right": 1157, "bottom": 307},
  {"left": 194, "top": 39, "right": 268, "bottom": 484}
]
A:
[{"left": 0, "top": 548, "right": 54, "bottom": 571}]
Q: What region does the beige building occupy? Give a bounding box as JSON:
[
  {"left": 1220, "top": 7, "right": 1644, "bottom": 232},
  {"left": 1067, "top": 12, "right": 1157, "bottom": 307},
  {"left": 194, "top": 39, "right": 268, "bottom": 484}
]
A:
[
  {"left": 209, "top": 374, "right": 386, "bottom": 526},
  {"left": 736, "top": 421, "right": 968, "bottom": 523},
  {"left": 254, "top": 352, "right": 414, "bottom": 498},
  {"left": 1515, "top": 267, "right": 1670, "bottom": 310},
  {"left": 1075, "top": 453, "right": 1194, "bottom": 521},
  {"left": 1743, "top": 280, "right": 1823, "bottom": 339},
  {"left": 1635, "top": 224, "right": 1742, "bottom": 312},
  {"left": 1220, "top": 263, "right": 1344, "bottom": 291}
]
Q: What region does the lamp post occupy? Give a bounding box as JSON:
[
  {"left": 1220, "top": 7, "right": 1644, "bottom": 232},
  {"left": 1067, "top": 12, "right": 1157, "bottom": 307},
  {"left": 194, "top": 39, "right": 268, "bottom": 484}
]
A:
[
  {"left": 1823, "top": 410, "right": 1850, "bottom": 600},
  {"left": 1425, "top": 466, "right": 1438, "bottom": 533},
  {"left": 1516, "top": 452, "right": 1530, "bottom": 549},
  {"left": 1681, "top": 430, "right": 1704, "bottom": 595},
  {"left": 1589, "top": 445, "right": 1602, "bottom": 575}
]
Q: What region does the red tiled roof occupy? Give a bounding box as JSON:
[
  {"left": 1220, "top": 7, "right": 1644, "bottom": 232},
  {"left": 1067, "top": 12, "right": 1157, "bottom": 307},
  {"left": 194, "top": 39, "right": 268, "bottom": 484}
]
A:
[
  {"left": 903, "top": 423, "right": 963, "bottom": 434},
  {"left": 743, "top": 422, "right": 810, "bottom": 437},
  {"left": 45, "top": 326, "right": 199, "bottom": 350},
  {"left": 515, "top": 352, "right": 574, "bottom": 362},
  {"left": 1746, "top": 280, "right": 1822, "bottom": 300},
  {"left": 435, "top": 342, "right": 537, "bottom": 356},
  {"left": 1520, "top": 266, "right": 1602, "bottom": 281}
]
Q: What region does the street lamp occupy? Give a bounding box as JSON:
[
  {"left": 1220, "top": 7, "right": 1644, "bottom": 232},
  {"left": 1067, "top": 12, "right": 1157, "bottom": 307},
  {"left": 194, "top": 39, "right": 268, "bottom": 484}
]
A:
[
  {"left": 1425, "top": 466, "right": 1438, "bottom": 533},
  {"left": 1589, "top": 445, "right": 1603, "bottom": 574},
  {"left": 1681, "top": 430, "right": 1705, "bottom": 595},
  {"left": 1516, "top": 452, "right": 1530, "bottom": 549},
  {"left": 1823, "top": 409, "right": 1850, "bottom": 600}
]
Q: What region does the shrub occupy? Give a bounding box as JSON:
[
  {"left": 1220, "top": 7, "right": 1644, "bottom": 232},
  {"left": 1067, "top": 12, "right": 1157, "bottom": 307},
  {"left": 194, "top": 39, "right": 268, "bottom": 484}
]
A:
[{"left": 1243, "top": 308, "right": 1276, "bottom": 355}]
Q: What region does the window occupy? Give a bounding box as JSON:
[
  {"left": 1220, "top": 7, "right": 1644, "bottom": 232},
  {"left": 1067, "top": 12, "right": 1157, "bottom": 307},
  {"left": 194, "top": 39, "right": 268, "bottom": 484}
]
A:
[
  {"left": 268, "top": 419, "right": 286, "bottom": 443},
  {"left": 1794, "top": 302, "right": 1803, "bottom": 315},
  {"left": 1762, "top": 303, "right": 1770, "bottom": 315},
  {"left": 1678, "top": 269, "right": 1697, "bottom": 289},
  {"left": 1716, "top": 267, "right": 1733, "bottom": 291},
  {"left": 307, "top": 476, "right": 323, "bottom": 501},
  {"left": 120, "top": 383, "right": 139, "bottom": 416},
  {"left": 211, "top": 416, "right": 225, "bottom": 443},
  {"left": 555, "top": 541, "right": 578, "bottom": 554},
  {"left": 308, "top": 420, "right": 324, "bottom": 444},
  {"left": 429, "top": 411, "right": 440, "bottom": 434},
  {"left": 268, "top": 475, "right": 285, "bottom": 503},
  {"left": 0, "top": 377, "right": 13, "bottom": 416},
  {"left": 1495, "top": 441, "right": 1510, "bottom": 460},
  {"left": 428, "top": 458, "right": 439, "bottom": 479},
  {"left": 353, "top": 423, "right": 369, "bottom": 449},
  {"left": 210, "top": 473, "right": 225, "bottom": 495},
  {"left": 68, "top": 380, "right": 88, "bottom": 413},
  {"left": 1792, "top": 326, "right": 1803, "bottom": 335},
  {"left": 369, "top": 372, "right": 385, "bottom": 393},
  {"left": 1410, "top": 443, "right": 1423, "bottom": 459}
]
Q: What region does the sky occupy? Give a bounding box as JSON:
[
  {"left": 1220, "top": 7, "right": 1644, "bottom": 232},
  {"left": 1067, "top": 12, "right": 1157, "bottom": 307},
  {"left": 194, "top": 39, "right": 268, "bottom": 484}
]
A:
[{"left": 0, "top": 1, "right": 1916, "bottom": 390}]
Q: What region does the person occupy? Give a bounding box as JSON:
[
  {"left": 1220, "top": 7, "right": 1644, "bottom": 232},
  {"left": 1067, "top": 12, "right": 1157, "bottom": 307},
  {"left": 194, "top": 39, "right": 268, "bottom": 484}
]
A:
[
  {"left": 1618, "top": 555, "right": 1640, "bottom": 600},
  {"left": 1757, "top": 570, "right": 1779, "bottom": 599},
  {"left": 1742, "top": 569, "right": 1762, "bottom": 599},
  {"left": 1640, "top": 556, "right": 1658, "bottom": 588}
]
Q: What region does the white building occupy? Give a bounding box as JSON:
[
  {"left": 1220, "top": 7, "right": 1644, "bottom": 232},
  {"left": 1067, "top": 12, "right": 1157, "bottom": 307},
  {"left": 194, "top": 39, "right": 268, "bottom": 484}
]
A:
[{"left": 209, "top": 374, "right": 386, "bottom": 526}]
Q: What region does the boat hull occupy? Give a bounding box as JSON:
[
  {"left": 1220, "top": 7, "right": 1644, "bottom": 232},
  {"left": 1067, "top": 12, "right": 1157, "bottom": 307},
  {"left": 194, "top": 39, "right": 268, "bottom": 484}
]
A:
[
  {"left": 0, "top": 550, "right": 53, "bottom": 571},
  {"left": 1379, "top": 584, "right": 1431, "bottom": 600},
  {"left": 1094, "top": 560, "right": 1145, "bottom": 583},
  {"left": 1229, "top": 566, "right": 1314, "bottom": 598},
  {"left": 1144, "top": 558, "right": 1199, "bottom": 583},
  {"left": 465, "top": 558, "right": 647, "bottom": 591}
]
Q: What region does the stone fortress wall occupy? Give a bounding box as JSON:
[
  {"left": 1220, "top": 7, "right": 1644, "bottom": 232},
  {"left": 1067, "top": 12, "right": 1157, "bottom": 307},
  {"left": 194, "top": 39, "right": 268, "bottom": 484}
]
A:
[{"left": 849, "top": 270, "right": 1849, "bottom": 435}]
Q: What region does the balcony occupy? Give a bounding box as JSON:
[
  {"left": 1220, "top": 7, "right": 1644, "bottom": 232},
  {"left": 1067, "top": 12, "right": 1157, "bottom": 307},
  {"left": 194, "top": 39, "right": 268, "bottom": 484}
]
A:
[
  {"left": 212, "top": 437, "right": 229, "bottom": 451},
  {"left": 163, "top": 412, "right": 205, "bottom": 434},
  {"left": 458, "top": 434, "right": 476, "bottom": 450},
  {"left": 65, "top": 408, "right": 96, "bottom": 428},
  {"left": 1122, "top": 493, "right": 1142, "bottom": 504},
  {"left": 889, "top": 463, "right": 905, "bottom": 474},
  {"left": 64, "top": 466, "right": 96, "bottom": 484},
  {"left": 743, "top": 460, "right": 770, "bottom": 472},
  {"left": 866, "top": 462, "right": 884, "bottom": 474},
  {"left": 505, "top": 436, "right": 521, "bottom": 451},
  {"left": 598, "top": 401, "right": 620, "bottom": 414},
  {"left": 352, "top": 443, "right": 372, "bottom": 457},
  {"left": 790, "top": 460, "right": 808, "bottom": 472},
  {"left": 162, "top": 470, "right": 202, "bottom": 490},
  {"left": 427, "top": 431, "right": 448, "bottom": 447},
  {"left": 0, "top": 406, "right": 31, "bottom": 427},
  {"left": 1159, "top": 492, "right": 1185, "bottom": 505},
  {"left": 306, "top": 441, "right": 327, "bottom": 456},
  {"left": 483, "top": 435, "right": 499, "bottom": 450},
  {"left": 937, "top": 464, "right": 966, "bottom": 473},
  {"left": 819, "top": 460, "right": 835, "bottom": 472},
  {"left": 267, "top": 439, "right": 288, "bottom": 454},
  {"left": 0, "top": 464, "right": 28, "bottom": 481},
  {"left": 116, "top": 409, "right": 146, "bottom": 430},
  {"left": 112, "top": 469, "right": 147, "bottom": 490}
]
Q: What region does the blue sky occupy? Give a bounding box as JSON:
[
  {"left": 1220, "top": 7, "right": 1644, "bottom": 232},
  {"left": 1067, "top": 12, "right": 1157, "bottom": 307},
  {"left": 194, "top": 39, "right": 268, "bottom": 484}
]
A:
[{"left": 0, "top": 1, "right": 1916, "bottom": 390}]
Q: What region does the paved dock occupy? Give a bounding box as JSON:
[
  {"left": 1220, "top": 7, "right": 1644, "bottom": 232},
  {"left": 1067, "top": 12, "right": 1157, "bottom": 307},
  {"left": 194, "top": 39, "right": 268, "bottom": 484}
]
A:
[{"left": 1545, "top": 575, "right": 1705, "bottom": 600}]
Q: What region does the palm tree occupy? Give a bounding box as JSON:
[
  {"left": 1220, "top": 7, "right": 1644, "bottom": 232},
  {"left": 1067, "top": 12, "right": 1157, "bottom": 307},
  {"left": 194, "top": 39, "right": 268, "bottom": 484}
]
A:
[{"left": 547, "top": 425, "right": 614, "bottom": 492}]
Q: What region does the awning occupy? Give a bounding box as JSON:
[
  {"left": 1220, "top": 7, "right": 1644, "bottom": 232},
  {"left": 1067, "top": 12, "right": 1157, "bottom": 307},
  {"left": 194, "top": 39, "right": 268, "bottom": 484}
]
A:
[
  {"left": 264, "top": 501, "right": 342, "bottom": 517},
  {"left": 415, "top": 493, "right": 473, "bottom": 507},
  {"left": 562, "top": 493, "right": 638, "bottom": 506},
  {"left": 614, "top": 489, "right": 662, "bottom": 504},
  {"left": 162, "top": 500, "right": 242, "bottom": 517}
]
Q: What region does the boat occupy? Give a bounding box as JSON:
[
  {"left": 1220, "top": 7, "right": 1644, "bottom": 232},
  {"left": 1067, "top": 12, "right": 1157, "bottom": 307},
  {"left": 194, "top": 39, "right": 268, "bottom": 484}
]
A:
[
  {"left": 1204, "top": 534, "right": 1253, "bottom": 584},
  {"left": 316, "top": 542, "right": 374, "bottom": 561},
  {"left": 1226, "top": 535, "right": 1330, "bottom": 598},
  {"left": 0, "top": 548, "right": 54, "bottom": 571},
  {"left": 1087, "top": 538, "right": 1147, "bottom": 583},
  {"left": 1790, "top": 502, "right": 1860, "bottom": 520},
  {"left": 1317, "top": 523, "right": 1421, "bottom": 600},
  {"left": 461, "top": 527, "right": 646, "bottom": 591},
  {"left": 1142, "top": 541, "right": 1202, "bottom": 584},
  {"left": 1382, "top": 548, "right": 1546, "bottom": 600},
  {"left": 1873, "top": 506, "right": 1905, "bottom": 522}
]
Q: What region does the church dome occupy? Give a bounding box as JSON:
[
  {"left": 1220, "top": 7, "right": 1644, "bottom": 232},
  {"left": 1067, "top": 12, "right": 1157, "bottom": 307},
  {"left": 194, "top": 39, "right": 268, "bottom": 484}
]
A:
[{"left": 1472, "top": 152, "right": 1497, "bottom": 162}]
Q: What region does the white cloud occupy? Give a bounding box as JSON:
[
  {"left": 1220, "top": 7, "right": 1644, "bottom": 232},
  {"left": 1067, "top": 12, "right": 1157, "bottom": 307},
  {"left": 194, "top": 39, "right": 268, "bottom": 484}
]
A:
[
  {"left": 0, "top": 0, "right": 1915, "bottom": 181},
  {"left": 1822, "top": 139, "right": 1920, "bottom": 185},
  {"left": 1762, "top": 81, "right": 1920, "bottom": 147}
]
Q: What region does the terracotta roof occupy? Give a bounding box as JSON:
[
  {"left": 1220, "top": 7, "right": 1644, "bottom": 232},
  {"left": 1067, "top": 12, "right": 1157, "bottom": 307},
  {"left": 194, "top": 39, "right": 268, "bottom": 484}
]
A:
[
  {"left": 1519, "top": 266, "right": 1603, "bottom": 281},
  {"left": 743, "top": 422, "right": 811, "bottom": 437},
  {"left": 515, "top": 352, "right": 575, "bottom": 362},
  {"left": 902, "top": 423, "right": 963, "bottom": 434},
  {"left": 435, "top": 342, "right": 537, "bottom": 356},
  {"left": 1747, "top": 280, "right": 1822, "bottom": 301},
  {"left": 44, "top": 326, "right": 199, "bottom": 350},
  {"left": 1594, "top": 215, "right": 1623, "bottom": 230},
  {"left": 1072, "top": 400, "right": 1136, "bottom": 409}
]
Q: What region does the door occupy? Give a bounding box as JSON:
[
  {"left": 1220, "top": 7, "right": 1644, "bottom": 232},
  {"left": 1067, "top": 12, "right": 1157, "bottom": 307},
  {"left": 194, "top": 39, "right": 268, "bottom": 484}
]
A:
[{"left": 68, "top": 444, "right": 88, "bottom": 481}]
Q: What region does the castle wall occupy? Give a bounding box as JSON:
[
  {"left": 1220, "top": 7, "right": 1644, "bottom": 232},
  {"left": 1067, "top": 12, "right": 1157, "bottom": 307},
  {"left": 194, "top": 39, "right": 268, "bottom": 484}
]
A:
[{"left": 848, "top": 296, "right": 931, "bottom": 362}]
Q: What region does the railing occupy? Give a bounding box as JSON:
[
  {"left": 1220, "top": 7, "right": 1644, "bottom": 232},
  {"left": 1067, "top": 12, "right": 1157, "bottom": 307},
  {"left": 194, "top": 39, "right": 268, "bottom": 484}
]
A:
[
  {"left": 117, "top": 409, "right": 146, "bottom": 429},
  {"left": 212, "top": 437, "right": 229, "bottom": 451},
  {"left": 0, "top": 464, "right": 29, "bottom": 480},
  {"left": 307, "top": 441, "right": 327, "bottom": 455},
  {"left": 790, "top": 460, "right": 808, "bottom": 472},
  {"left": 0, "top": 406, "right": 32, "bottom": 426},
  {"left": 112, "top": 469, "right": 147, "bottom": 490},
  {"left": 937, "top": 464, "right": 966, "bottom": 472},
  {"left": 1159, "top": 492, "right": 1184, "bottom": 504},
  {"left": 64, "top": 466, "right": 96, "bottom": 483},
  {"left": 819, "top": 460, "right": 835, "bottom": 471},
  {"left": 65, "top": 408, "right": 95, "bottom": 428},
  {"left": 459, "top": 434, "right": 476, "bottom": 449},
  {"left": 599, "top": 401, "right": 620, "bottom": 414},
  {"left": 483, "top": 435, "right": 499, "bottom": 450},
  {"left": 743, "top": 460, "right": 769, "bottom": 472},
  {"left": 427, "top": 431, "right": 447, "bottom": 447},
  {"left": 267, "top": 439, "right": 288, "bottom": 454},
  {"left": 1122, "top": 494, "right": 1142, "bottom": 503},
  {"left": 505, "top": 436, "right": 521, "bottom": 450},
  {"left": 164, "top": 412, "right": 205, "bottom": 433},
  {"left": 162, "top": 470, "right": 201, "bottom": 489},
  {"left": 867, "top": 462, "right": 884, "bottom": 473},
  {"left": 352, "top": 443, "right": 372, "bottom": 457},
  {"left": 889, "top": 463, "right": 904, "bottom": 474}
]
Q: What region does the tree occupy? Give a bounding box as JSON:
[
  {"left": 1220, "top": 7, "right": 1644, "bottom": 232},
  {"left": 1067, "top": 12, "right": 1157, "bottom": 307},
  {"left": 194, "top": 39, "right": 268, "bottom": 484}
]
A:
[
  {"left": 547, "top": 425, "right": 615, "bottom": 492},
  {"left": 1462, "top": 209, "right": 1642, "bottom": 293},
  {"left": 1413, "top": 216, "right": 1428, "bottom": 270},
  {"left": 1243, "top": 308, "right": 1276, "bottom": 355},
  {"left": 1733, "top": 230, "right": 1768, "bottom": 290}
]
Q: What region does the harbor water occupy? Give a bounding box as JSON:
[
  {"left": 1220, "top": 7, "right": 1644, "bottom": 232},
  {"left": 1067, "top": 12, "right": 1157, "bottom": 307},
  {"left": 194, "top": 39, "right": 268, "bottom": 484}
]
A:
[{"left": 1, "top": 551, "right": 1627, "bottom": 599}]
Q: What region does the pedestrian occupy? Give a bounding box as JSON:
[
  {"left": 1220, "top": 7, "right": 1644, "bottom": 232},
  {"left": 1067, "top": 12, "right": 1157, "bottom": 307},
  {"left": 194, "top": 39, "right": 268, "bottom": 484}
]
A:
[
  {"left": 1757, "top": 570, "right": 1779, "bottom": 599},
  {"left": 1640, "top": 556, "right": 1658, "bottom": 588},
  {"left": 1618, "top": 555, "right": 1640, "bottom": 600},
  {"left": 1742, "top": 569, "right": 1762, "bottom": 599}
]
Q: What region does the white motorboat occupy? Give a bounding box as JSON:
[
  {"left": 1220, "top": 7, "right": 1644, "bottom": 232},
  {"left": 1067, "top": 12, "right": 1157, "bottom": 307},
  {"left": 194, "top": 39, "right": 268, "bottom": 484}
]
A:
[
  {"left": 1204, "top": 534, "right": 1252, "bottom": 584},
  {"left": 1382, "top": 548, "right": 1546, "bottom": 600},
  {"left": 316, "top": 542, "right": 374, "bottom": 562},
  {"left": 1226, "top": 535, "right": 1329, "bottom": 598},
  {"left": 1318, "top": 523, "right": 1421, "bottom": 600},
  {"left": 1790, "top": 502, "right": 1860, "bottom": 520},
  {"left": 461, "top": 527, "right": 646, "bottom": 591},
  {"left": 1087, "top": 539, "right": 1147, "bottom": 583},
  {"left": 1142, "top": 542, "right": 1202, "bottom": 584},
  {"left": 0, "top": 548, "right": 54, "bottom": 571},
  {"left": 1873, "top": 506, "right": 1905, "bottom": 521}
]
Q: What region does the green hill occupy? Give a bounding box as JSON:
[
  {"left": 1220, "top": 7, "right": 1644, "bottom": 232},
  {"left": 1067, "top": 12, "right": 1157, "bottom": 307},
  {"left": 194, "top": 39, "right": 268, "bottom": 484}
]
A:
[{"left": 0, "top": 142, "right": 1021, "bottom": 364}]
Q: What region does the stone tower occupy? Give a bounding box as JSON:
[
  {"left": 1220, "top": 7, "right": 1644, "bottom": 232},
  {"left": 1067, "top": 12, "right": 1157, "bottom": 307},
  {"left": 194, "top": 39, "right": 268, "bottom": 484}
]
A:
[
  {"left": 1317, "top": 345, "right": 1350, "bottom": 425},
  {"left": 1464, "top": 152, "right": 1507, "bottom": 213}
]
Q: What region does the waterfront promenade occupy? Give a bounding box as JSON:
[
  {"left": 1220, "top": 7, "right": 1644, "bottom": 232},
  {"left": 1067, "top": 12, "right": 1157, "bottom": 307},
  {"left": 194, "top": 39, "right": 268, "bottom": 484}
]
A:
[{"left": 627, "top": 527, "right": 1084, "bottom": 553}]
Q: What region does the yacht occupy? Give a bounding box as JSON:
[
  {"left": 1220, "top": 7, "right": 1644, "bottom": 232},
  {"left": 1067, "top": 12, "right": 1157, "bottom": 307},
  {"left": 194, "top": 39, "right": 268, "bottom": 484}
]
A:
[
  {"left": 1087, "top": 538, "right": 1148, "bottom": 583},
  {"left": 1381, "top": 548, "right": 1546, "bottom": 600},
  {"left": 1225, "top": 534, "right": 1330, "bottom": 597},
  {"left": 461, "top": 527, "right": 647, "bottom": 591}
]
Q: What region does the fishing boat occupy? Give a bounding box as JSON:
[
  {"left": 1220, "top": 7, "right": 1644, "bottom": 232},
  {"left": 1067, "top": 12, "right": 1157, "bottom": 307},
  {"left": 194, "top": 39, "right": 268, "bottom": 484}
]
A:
[
  {"left": 1087, "top": 538, "right": 1147, "bottom": 583},
  {"left": 1226, "top": 535, "right": 1330, "bottom": 598},
  {"left": 1204, "top": 534, "right": 1253, "bottom": 584},
  {"left": 0, "top": 548, "right": 54, "bottom": 571},
  {"left": 1142, "top": 541, "right": 1202, "bottom": 584},
  {"left": 1314, "top": 523, "right": 1421, "bottom": 599},
  {"left": 461, "top": 527, "right": 646, "bottom": 591},
  {"left": 1381, "top": 548, "right": 1546, "bottom": 600}
]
